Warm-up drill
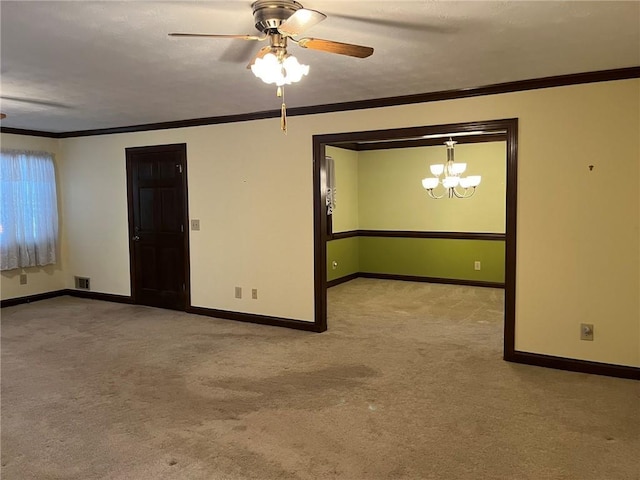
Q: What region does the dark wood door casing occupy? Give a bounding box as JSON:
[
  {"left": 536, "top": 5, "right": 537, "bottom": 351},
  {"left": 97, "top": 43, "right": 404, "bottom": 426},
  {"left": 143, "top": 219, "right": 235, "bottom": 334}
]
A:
[
  {"left": 126, "top": 144, "right": 190, "bottom": 311},
  {"left": 313, "top": 119, "right": 518, "bottom": 347}
]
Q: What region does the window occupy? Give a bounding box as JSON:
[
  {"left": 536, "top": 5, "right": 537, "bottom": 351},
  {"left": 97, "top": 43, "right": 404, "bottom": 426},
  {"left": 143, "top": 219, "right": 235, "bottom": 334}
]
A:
[{"left": 0, "top": 149, "right": 59, "bottom": 271}]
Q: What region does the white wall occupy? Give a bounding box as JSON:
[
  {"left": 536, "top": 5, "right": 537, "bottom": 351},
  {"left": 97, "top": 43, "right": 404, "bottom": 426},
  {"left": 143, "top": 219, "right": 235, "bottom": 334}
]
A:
[
  {"left": 59, "top": 123, "right": 314, "bottom": 320},
  {"left": 0, "top": 134, "right": 66, "bottom": 299},
  {"left": 3, "top": 78, "right": 639, "bottom": 368}
]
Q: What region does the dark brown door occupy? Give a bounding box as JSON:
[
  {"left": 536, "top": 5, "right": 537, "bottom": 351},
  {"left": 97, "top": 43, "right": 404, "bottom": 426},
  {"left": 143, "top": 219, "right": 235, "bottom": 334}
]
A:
[{"left": 126, "top": 144, "right": 189, "bottom": 311}]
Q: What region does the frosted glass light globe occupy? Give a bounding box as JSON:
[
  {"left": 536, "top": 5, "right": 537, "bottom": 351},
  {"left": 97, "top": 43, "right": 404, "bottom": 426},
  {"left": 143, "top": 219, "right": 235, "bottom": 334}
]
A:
[
  {"left": 422, "top": 177, "right": 439, "bottom": 190},
  {"left": 251, "top": 53, "right": 309, "bottom": 86}
]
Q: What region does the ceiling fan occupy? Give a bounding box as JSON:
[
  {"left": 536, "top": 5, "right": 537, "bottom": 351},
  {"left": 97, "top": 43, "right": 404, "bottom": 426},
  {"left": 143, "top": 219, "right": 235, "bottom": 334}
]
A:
[{"left": 169, "top": 0, "right": 374, "bottom": 132}]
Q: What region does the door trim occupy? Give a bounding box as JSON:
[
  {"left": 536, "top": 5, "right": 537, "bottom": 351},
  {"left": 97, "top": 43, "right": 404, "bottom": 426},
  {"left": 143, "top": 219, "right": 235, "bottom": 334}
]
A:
[
  {"left": 125, "top": 143, "right": 191, "bottom": 311},
  {"left": 312, "top": 119, "right": 518, "bottom": 356}
]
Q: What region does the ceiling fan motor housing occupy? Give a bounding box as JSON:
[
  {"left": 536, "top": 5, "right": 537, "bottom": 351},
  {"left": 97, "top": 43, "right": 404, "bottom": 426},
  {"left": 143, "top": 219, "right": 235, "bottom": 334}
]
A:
[{"left": 252, "top": 0, "right": 302, "bottom": 32}]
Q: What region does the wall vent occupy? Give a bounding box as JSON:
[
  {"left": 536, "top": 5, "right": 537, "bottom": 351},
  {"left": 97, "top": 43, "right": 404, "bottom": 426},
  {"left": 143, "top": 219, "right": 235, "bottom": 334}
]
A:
[{"left": 74, "top": 276, "right": 90, "bottom": 290}]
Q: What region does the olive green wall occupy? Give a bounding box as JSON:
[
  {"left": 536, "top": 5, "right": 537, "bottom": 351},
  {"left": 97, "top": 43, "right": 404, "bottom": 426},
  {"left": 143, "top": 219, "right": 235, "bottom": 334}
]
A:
[
  {"left": 326, "top": 237, "right": 360, "bottom": 282},
  {"left": 359, "top": 237, "right": 505, "bottom": 283},
  {"left": 358, "top": 142, "right": 506, "bottom": 232},
  {"left": 327, "top": 236, "right": 504, "bottom": 283},
  {"left": 327, "top": 142, "right": 506, "bottom": 284}
]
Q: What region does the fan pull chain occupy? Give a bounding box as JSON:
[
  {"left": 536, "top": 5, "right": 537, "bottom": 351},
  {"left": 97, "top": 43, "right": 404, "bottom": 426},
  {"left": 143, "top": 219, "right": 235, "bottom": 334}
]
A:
[{"left": 277, "top": 86, "right": 287, "bottom": 134}]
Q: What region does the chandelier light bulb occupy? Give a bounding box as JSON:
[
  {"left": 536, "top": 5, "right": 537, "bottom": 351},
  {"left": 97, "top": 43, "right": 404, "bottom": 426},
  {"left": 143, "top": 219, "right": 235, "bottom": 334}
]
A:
[
  {"left": 466, "top": 175, "right": 481, "bottom": 187},
  {"left": 430, "top": 164, "right": 444, "bottom": 176},
  {"left": 459, "top": 177, "right": 472, "bottom": 189},
  {"left": 450, "top": 162, "right": 467, "bottom": 175},
  {"left": 442, "top": 176, "right": 460, "bottom": 188},
  {"left": 422, "top": 177, "right": 439, "bottom": 189}
]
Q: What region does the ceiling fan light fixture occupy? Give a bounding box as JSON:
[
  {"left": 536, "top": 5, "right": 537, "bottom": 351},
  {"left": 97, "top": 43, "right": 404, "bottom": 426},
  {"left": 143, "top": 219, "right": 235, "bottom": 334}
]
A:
[
  {"left": 283, "top": 54, "right": 309, "bottom": 82},
  {"left": 251, "top": 52, "right": 309, "bottom": 86},
  {"left": 169, "top": 0, "right": 372, "bottom": 133}
]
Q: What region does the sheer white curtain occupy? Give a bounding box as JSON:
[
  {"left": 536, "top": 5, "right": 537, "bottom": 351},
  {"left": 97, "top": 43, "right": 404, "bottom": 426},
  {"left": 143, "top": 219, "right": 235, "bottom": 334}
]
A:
[{"left": 0, "top": 149, "right": 59, "bottom": 270}]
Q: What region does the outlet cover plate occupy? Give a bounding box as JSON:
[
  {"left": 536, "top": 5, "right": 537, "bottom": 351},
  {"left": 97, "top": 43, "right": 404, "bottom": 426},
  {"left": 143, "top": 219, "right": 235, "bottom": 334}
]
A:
[{"left": 580, "top": 323, "right": 594, "bottom": 341}]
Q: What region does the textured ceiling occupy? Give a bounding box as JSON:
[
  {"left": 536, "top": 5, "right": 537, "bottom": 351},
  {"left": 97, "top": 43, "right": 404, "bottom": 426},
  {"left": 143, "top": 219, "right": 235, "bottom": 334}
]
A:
[{"left": 1, "top": 1, "right": 639, "bottom": 133}]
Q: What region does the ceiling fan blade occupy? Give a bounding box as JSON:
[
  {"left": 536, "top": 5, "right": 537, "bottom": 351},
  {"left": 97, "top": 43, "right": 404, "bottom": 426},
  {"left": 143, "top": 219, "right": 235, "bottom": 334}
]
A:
[
  {"left": 1, "top": 95, "right": 73, "bottom": 109},
  {"left": 220, "top": 39, "right": 262, "bottom": 64},
  {"left": 168, "top": 33, "right": 265, "bottom": 41},
  {"left": 327, "top": 13, "right": 458, "bottom": 34},
  {"left": 296, "top": 38, "right": 374, "bottom": 58},
  {"left": 246, "top": 46, "right": 273, "bottom": 69},
  {"left": 278, "top": 8, "right": 326, "bottom": 36}
]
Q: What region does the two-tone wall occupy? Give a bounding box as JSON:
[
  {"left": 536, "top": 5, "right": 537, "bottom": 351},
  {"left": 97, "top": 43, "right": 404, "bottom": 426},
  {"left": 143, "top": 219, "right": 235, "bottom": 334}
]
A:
[
  {"left": 327, "top": 142, "right": 506, "bottom": 285},
  {"left": 1, "top": 78, "right": 638, "bottom": 369}
]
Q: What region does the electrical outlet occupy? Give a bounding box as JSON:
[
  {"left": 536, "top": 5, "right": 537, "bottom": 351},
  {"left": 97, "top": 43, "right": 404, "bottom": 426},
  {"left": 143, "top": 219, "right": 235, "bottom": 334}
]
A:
[
  {"left": 474, "top": 261, "right": 481, "bottom": 271},
  {"left": 191, "top": 219, "right": 200, "bottom": 231},
  {"left": 252, "top": 288, "right": 258, "bottom": 300},
  {"left": 580, "top": 323, "right": 594, "bottom": 341},
  {"left": 234, "top": 286, "right": 242, "bottom": 299},
  {"left": 19, "top": 273, "right": 27, "bottom": 285}
]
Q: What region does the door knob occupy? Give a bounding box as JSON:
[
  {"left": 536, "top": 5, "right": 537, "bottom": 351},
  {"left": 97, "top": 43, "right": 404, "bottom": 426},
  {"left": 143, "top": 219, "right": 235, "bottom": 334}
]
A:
[{"left": 132, "top": 235, "right": 140, "bottom": 242}]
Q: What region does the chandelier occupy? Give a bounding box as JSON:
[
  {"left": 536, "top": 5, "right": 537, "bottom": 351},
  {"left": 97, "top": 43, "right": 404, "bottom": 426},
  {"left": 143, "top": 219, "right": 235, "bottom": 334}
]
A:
[{"left": 421, "top": 138, "right": 482, "bottom": 199}]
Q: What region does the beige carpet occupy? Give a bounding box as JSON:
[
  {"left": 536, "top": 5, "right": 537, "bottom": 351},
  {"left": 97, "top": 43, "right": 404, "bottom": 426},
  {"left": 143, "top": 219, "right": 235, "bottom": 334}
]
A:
[{"left": 1, "top": 279, "right": 638, "bottom": 479}]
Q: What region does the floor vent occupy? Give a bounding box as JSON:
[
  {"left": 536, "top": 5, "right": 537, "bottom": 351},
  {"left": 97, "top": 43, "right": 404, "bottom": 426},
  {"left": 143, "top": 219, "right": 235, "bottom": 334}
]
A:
[{"left": 74, "top": 276, "right": 90, "bottom": 290}]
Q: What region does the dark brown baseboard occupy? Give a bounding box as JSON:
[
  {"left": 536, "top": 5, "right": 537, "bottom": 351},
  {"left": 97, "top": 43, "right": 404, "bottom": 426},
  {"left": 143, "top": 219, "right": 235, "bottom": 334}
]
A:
[
  {"left": 506, "top": 351, "right": 640, "bottom": 380},
  {"left": 327, "top": 273, "right": 360, "bottom": 288},
  {"left": 1, "top": 290, "right": 67, "bottom": 307},
  {"left": 186, "top": 306, "right": 322, "bottom": 332},
  {"left": 1, "top": 289, "right": 133, "bottom": 308},
  {"left": 2, "top": 289, "right": 318, "bottom": 332},
  {"left": 357, "top": 272, "right": 505, "bottom": 289},
  {"left": 66, "top": 289, "right": 134, "bottom": 304}
]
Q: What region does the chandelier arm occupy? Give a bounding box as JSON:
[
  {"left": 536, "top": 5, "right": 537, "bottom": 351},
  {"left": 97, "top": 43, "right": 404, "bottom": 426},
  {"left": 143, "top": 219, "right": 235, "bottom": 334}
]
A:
[
  {"left": 426, "top": 188, "right": 446, "bottom": 199},
  {"left": 452, "top": 186, "right": 477, "bottom": 199}
]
